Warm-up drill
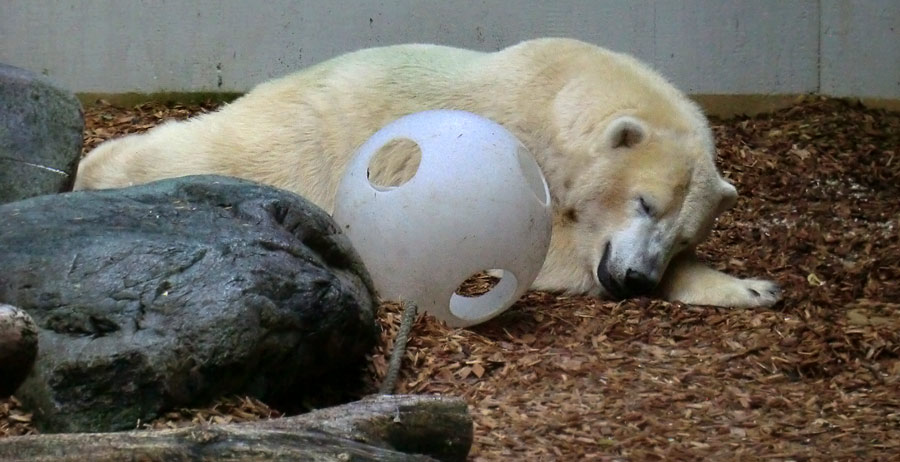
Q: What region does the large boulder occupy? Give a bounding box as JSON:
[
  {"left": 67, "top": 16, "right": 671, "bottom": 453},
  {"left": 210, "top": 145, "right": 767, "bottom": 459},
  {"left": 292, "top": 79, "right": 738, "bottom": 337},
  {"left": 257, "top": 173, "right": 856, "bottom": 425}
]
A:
[
  {"left": 0, "top": 176, "right": 378, "bottom": 432},
  {"left": 0, "top": 63, "right": 84, "bottom": 203}
]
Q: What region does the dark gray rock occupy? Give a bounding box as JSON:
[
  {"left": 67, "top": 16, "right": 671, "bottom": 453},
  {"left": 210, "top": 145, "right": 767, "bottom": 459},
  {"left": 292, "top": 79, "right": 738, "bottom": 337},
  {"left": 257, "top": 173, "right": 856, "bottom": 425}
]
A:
[
  {"left": 0, "top": 304, "right": 38, "bottom": 397},
  {"left": 0, "top": 63, "right": 84, "bottom": 203},
  {"left": 0, "top": 175, "right": 377, "bottom": 433}
]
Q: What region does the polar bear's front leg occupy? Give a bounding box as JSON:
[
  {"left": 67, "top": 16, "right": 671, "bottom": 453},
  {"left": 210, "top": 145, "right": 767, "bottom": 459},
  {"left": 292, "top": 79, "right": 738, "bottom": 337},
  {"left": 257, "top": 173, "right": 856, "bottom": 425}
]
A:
[{"left": 657, "top": 252, "right": 782, "bottom": 308}]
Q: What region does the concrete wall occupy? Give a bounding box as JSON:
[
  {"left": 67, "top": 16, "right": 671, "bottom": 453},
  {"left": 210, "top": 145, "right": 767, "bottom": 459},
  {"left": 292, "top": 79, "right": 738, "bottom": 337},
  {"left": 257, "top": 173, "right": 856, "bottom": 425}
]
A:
[
  {"left": 820, "top": 0, "right": 900, "bottom": 99},
  {"left": 0, "top": 0, "right": 896, "bottom": 99}
]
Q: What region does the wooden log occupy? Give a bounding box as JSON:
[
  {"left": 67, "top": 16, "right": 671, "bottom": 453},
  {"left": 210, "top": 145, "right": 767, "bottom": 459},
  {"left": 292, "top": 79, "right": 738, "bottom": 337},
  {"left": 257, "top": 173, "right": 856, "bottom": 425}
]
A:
[
  {"left": 0, "top": 394, "right": 472, "bottom": 462},
  {"left": 257, "top": 393, "right": 473, "bottom": 461},
  {"left": 0, "top": 304, "right": 37, "bottom": 397}
]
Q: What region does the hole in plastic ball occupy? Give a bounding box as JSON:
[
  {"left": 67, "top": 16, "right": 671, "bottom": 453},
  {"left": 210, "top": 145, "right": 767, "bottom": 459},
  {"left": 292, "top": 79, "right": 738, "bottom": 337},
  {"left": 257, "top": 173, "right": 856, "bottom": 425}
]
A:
[
  {"left": 455, "top": 270, "right": 502, "bottom": 297},
  {"left": 516, "top": 145, "right": 551, "bottom": 206},
  {"left": 450, "top": 269, "right": 519, "bottom": 322},
  {"left": 367, "top": 137, "right": 421, "bottom": 191}
]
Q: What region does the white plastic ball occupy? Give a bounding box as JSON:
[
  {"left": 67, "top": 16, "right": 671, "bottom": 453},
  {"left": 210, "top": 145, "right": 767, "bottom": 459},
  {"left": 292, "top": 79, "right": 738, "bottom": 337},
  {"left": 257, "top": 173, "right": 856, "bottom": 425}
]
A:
[{"left": 333, "top": 110, "right": 552, "bottom": 327}]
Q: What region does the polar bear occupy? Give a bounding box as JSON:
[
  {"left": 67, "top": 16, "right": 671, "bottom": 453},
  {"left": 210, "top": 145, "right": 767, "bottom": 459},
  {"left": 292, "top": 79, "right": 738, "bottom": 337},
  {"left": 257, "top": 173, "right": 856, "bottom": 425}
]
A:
[{"left": 74, "top": 38, "right": 780, "bottom": 307}]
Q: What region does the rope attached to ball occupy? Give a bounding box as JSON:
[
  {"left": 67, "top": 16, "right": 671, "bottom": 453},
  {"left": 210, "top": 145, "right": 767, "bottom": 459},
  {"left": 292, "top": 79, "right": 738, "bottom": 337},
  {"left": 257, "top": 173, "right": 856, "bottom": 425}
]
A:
[{"left": 379, "top": 300, "right": 418, "bottom": 394}]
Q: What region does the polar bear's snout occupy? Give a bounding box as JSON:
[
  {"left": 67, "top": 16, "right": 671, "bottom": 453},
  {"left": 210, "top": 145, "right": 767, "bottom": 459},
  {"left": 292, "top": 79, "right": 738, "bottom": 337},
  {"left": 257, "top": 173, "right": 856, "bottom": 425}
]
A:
[
  {"left": 623, "top": 268, "right": 658, "bottom": 296},
  {"left": 596, "top": 241, "right": 661, "bottom": 299}
]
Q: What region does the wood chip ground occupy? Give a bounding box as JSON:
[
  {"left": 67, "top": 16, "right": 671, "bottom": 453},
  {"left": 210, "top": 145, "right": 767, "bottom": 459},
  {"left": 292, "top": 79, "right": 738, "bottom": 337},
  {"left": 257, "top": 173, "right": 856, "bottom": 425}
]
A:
[{"left": 2, "top": 97, "right": 898, "bottom": 461}]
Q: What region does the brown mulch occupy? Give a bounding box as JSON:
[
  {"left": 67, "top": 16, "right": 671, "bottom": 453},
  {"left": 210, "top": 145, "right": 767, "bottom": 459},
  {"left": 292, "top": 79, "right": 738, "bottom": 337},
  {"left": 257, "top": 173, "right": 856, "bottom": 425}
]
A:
[{"left": 2, "top": 97, "right": 898, "bottom": 461}]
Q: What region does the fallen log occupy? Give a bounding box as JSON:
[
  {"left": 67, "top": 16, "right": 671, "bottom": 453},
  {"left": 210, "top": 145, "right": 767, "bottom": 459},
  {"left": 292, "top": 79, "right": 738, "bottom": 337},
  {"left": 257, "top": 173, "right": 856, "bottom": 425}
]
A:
[
  {"left": 0, "top": 394, "right": 472, "bottom": 462},
  {"left": 0, "top": 304, "right": 37, "bottom": 397}
]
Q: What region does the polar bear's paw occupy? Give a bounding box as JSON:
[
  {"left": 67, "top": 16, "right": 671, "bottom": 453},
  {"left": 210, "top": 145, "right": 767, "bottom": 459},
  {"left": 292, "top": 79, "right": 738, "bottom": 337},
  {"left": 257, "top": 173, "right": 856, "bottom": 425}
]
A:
[
  {"left": 659, "top": 257, "right": 783, "bottom": 308},
  {"left": 710, "top": 277, "right": 782, "bottom": 308},
  {"left": 668, "top": 277, "right": 782, "bottom": 308}
]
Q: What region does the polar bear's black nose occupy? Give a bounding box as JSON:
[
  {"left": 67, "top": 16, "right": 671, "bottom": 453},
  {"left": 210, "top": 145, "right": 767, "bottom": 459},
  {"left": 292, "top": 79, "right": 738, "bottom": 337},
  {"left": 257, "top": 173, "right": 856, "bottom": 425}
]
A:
[{"left": 623, "top": 269, "right": 657, "bottom": 296}]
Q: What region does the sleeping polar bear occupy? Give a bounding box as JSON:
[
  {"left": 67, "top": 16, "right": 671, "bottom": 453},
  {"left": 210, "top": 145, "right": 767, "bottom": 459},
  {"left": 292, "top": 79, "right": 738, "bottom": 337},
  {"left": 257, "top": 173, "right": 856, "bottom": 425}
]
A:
[{"left": 74, "top": 38, "right": 781, "bottom": 307}]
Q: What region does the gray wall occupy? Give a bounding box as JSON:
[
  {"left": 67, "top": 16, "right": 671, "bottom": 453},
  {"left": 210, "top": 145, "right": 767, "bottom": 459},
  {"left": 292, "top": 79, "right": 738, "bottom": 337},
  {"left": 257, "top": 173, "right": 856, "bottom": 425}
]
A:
[{"left": 1, "top": 0, "right": 897, "bottom": 99}]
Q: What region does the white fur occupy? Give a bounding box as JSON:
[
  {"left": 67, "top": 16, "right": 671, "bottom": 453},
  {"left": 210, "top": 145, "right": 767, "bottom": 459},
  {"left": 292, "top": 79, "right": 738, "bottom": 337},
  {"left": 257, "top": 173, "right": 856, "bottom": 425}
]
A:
[{"left": 74, "top": 38, "right": 781, "bottom": 307}]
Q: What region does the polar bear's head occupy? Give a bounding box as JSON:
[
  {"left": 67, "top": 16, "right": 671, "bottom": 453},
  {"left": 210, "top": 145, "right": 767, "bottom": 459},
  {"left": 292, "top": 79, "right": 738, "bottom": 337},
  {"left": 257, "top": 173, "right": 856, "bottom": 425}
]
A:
[{"left": 539, "top": 74, "right": 738, "bottom": 299}]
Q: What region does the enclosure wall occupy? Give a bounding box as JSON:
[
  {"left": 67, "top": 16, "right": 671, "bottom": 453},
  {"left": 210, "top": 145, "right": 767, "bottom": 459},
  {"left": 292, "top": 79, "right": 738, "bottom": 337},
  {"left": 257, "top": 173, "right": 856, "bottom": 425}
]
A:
[{"left": 0, "top": 0, "right": 897, "bottom": 100}]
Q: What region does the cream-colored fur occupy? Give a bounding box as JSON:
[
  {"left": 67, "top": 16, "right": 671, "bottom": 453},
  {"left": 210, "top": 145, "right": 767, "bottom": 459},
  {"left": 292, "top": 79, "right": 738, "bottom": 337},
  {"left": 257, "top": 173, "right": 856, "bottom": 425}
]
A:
[{"left": 74, "top": 38, "right": 780, "bottom": 307}]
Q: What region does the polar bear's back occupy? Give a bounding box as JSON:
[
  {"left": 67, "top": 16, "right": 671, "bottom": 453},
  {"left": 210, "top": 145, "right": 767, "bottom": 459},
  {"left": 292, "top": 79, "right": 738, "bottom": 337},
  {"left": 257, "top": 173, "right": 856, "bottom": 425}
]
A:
[
  {"left": 76, "top": 38, "right": 709, "bottom": 210},
  {"left": 247, "top": 44, "right": 486, "bottom": 107},
  {"left": 157, "top": 44, "right": 488, "bottom": 209}
]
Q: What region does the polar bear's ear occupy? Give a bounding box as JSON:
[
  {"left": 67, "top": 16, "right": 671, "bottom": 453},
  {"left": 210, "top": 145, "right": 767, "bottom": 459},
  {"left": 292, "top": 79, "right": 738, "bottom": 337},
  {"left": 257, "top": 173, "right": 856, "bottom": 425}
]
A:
[{"left": 604, "top": 116, "right": 647, "bottom": 150}]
